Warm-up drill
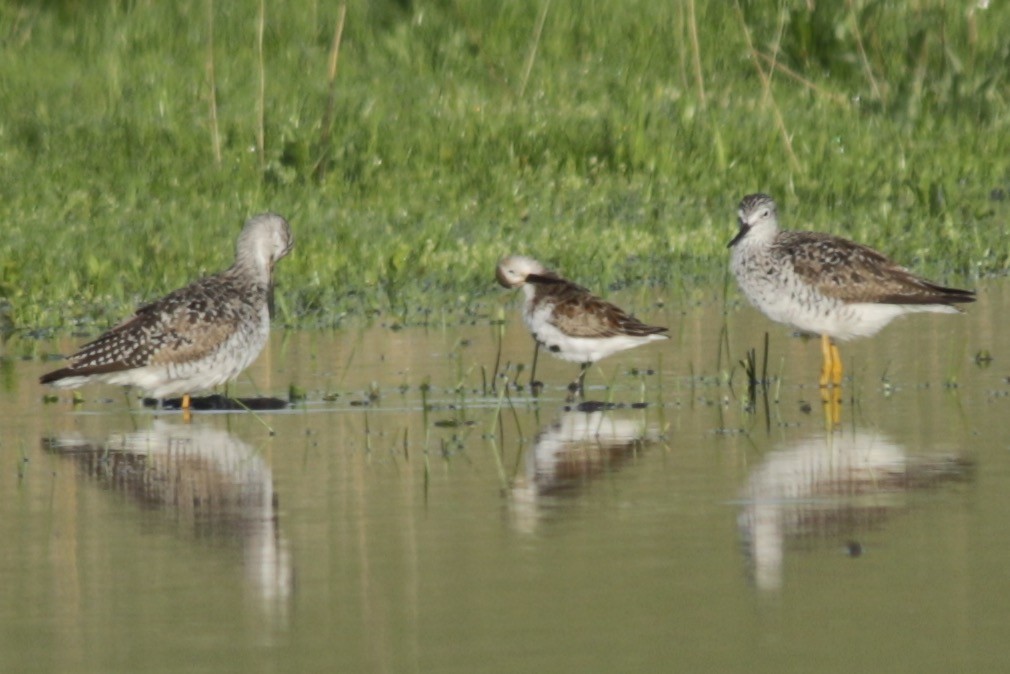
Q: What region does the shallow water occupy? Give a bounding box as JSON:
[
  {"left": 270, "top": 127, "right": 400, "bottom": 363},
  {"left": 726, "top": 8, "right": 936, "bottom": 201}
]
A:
[{"left": 5, "top": 279, "right": 1010, "bottom": 672}]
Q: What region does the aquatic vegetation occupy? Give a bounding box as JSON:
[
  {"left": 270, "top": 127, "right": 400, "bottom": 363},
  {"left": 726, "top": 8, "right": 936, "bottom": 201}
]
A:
[{"left": 1, "top": 0, "right": 1007, "bottom": 334}]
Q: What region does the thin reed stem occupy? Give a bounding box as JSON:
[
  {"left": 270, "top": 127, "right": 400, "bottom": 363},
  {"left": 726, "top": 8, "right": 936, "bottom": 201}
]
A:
[
  {"left": 755, "top": 51, "right": 850, "bottom": 105},
  {"left": 487, "top": 373, "right": 510, "bottom": 437},
  {"left": 685, "top": 0, "right": 706, "bottom": 107},
  {"left": 759, "top": 3, "right": 788, "bottom": 107},
  {"left": 226, "top": 395, "right": 277, "bottom": 436},
  {"left": 491, "top": 317, "right": 503, "bottom": 393},
  {"left": 734, "top": 0, "right": 801, "bottom": 173},
  {"left": 205, "top": 0, "right": 221, "bottom": 165},
  {"left": 760, "top": 331, "right": 769, "bottom": 386},
  {"left": 256, "top": 0, "right": 266, "bottom": 174},
  {"left": 315, "top": 3, "right": 347, "bottom": 181},
  {"left": 847, "top": 0, "right": 884, "bottom": 104},
  {"left": 519, "top": 0, "right": 551, "bottom": 99}
]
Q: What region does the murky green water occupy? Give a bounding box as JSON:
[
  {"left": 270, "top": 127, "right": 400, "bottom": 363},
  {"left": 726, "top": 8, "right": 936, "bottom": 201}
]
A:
[{"left": 5, "top": 281, "right": 1010, "bottom": 672}]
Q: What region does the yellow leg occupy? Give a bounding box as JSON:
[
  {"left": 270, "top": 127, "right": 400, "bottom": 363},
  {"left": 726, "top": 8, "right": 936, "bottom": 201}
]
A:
[
  {"left": 182, "top": 393, "right": 192, "bottom": 423},
  {"left": 182, "top": 393, "right": 191, "bottom": 410},
  {"left": 819, "top": 335, "right": 844, "bottom": 388},
  {"left": 830, "top": 342, "right": 843, "bottom": 386},
  {"left": 820, "top": 385, "right": 842, "bottom": 429},
  {"left": 819, "top": 334, "right": 832, "bottom": 388}
]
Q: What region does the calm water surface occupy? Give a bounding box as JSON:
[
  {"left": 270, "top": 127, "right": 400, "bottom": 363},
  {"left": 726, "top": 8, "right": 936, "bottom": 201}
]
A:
[{"left": 4, "top": 280, "right": 1010, "bottom": 672}]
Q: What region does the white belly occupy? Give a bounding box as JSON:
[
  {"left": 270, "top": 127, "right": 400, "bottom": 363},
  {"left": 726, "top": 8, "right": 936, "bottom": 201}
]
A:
[{"left": 523, "top": 301, "right": 666, "bottom": 363}]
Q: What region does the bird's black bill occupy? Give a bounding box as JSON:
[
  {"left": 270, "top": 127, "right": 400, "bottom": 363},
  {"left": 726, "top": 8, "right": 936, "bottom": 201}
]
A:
[{"left": 727, "top": 223, "right": 749, "bottom": 248}]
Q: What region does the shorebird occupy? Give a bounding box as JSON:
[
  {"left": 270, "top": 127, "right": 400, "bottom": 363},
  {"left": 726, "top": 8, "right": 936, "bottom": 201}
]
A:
[
  {"left": 40, "top": 213, "right": 294, "bottom": 410},
  {"left": 728, "top": 193, "right": 975, "bottom": 387},
  {"left": 496, "top": 255, "right": 668, "bottom": 396}
]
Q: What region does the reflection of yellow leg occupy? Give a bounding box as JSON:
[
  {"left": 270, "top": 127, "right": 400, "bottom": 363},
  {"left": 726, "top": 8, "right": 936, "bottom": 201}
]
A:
[{"left": 820, "top": 385, "right": 842, "bottom": 428}]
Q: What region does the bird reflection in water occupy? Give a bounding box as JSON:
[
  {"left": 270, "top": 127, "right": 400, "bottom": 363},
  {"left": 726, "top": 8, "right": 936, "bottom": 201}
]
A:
[
  {"left": 43, "top": 421, "right": 293, "bottom": 624},
  {"left": 737, "top": 428, "right": 973, "bottom": 592},
  {"left": 510, "top": 408, "right": 660, "bottom": 533}
]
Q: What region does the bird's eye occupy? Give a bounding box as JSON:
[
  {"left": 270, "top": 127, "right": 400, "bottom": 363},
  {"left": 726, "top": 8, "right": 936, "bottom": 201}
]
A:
[{"left": 760, "top": 209, "right": 769, "bottom": 218}]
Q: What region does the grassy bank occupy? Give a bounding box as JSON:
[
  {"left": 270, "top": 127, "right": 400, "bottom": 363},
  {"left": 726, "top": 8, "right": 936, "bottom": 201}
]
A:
[{"left": 2, "top": 0, "right": 1009, "bottom": 333}]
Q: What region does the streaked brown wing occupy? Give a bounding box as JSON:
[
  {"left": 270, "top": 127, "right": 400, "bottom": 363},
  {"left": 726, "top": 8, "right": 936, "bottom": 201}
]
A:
[
  {"left": 62, "top": 275, "right": 247, "bottom": 376},
  {"left": 777, "top": 231, "right": 974, "bottom": 305},
  {"left": 533, "top": 276, "right": 667, "bottom": 338}
]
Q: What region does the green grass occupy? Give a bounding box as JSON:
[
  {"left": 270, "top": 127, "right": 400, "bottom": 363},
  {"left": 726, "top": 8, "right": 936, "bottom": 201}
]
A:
[{"left": 2, "top": 0, "right": 1009, "bottom": 334}]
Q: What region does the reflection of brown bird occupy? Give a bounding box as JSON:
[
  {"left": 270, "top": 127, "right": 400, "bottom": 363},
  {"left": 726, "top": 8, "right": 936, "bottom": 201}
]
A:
[
  {"left": 41, "top": 214, "right": 294, "bottom": 409},
  {"left": 729, "top": 194, "right": 975, "bottom": 387},
  {"left": 44, "top": 422, "right": 293, "bottom": 616},
  {"left": 510, "top": 410, "right": 658, "bottom": 533},
  {"left": 737, "top": 428, "right": 974, "bottom": 592},
  {"left": 496, "top": 255, "right": 667, "bottom": 395}
]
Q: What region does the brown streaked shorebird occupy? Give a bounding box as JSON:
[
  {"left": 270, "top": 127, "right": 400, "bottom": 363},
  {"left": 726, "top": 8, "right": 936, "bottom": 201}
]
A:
[
  {"left": 728, "top": 193, "right": 975, "bottom": 387},
  {"left": 40, "top": 213, "right": 294, "bottom": 410},
  {"left": 496, "top": 255, "right": 668, "bottom": 396}
]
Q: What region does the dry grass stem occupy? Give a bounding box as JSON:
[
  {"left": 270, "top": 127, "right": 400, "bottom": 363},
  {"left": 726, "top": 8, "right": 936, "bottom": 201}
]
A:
[
  {"left": 734, "top": 0, "right": 801, "bottom": 173},
  {"left": 847, "top": 0, "right": 885, "bottom": 104},
  {"left": 256, "top": 0, "right": 266, "bottom": 173},
  {"left": 315, "top": 3, "right": 348, "bottom": 180},
  {"left": 205, "top": 0, "right": 222, "bottom": 165},
  {"left": 756, "top": 52, "right": 850, "bottom": 106},
  {"left": 686, "top": 0, "right": 707, "bottom": 107},
  {"left": 519, "top": 0, "right": 551, "bottom": 99}
]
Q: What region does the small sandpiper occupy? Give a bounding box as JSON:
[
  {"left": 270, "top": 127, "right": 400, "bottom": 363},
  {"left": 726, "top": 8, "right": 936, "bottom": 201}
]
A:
[
  {"left": 41, "top": 213, "right": 294, "bottom": 409},
  {"left": 728, "top": 193, "right": 975, "bottom": 387},
  {"left": 496, "top": 255, "right": 668, "bottom": 396}
]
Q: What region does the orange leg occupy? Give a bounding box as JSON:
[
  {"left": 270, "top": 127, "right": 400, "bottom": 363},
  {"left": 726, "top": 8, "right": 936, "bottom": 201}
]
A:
[{"left": 182, "top": 393, "right": 192, "bottom": 423}]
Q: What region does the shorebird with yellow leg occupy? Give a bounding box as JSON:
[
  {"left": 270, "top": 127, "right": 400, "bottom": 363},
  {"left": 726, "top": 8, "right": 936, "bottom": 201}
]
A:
[
  {"left": 41, "top": 213, "right": 294, "bottom": 416},
  {"left": 728, "top": 193, "right": 975, "bottom": 391},
  {"left": 496, "top": 255, "right": 668, "bottom": 400}
]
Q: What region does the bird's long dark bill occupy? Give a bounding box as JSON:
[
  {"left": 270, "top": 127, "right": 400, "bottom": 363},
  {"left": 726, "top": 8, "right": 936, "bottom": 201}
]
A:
[
  {"left": 727, "top": 224, "right": 749, "bottom": 248},
  {"left": 526, "top": 273, "right": 564, "bottom": 285}
]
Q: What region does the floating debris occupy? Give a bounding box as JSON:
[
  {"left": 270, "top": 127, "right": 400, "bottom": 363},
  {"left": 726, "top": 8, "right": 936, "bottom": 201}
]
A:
[{"left": 143, "top": 394, "right": 289, "bottom": 411}]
